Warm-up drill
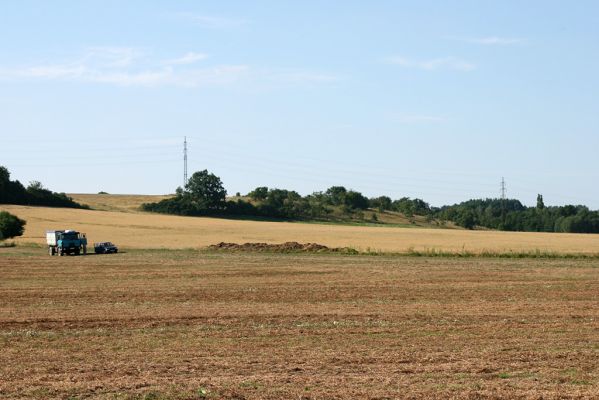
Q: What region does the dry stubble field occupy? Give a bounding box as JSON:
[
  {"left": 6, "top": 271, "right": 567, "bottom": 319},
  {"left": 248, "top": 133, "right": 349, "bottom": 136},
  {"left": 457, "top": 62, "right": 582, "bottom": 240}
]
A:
[{"left": 1, "top": 247, "right": 598, "bottom": 399}]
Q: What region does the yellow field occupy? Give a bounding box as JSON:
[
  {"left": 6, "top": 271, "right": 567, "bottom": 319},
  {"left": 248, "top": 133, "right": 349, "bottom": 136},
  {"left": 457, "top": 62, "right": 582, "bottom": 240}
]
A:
[
  {"left": 69, "top": 193, "right": 173, "bottom": 212},
  {"left": 2, "top": 194, "right": 599, "bottom": 253}
]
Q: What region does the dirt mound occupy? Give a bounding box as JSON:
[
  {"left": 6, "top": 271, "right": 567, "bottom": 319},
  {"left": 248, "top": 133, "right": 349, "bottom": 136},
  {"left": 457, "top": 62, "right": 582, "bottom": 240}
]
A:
[{"left": 207, "top": 241, "right": 357, "bottom": 253}]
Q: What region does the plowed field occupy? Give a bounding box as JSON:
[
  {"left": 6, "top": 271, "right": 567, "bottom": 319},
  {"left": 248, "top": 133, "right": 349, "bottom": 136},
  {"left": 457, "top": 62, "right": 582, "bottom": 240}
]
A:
[{"left": 1, "top": 247, "right": 598, "bottom": 399}]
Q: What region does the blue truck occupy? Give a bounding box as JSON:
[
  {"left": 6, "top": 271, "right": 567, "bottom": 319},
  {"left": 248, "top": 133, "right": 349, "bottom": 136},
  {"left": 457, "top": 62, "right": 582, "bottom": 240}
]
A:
[{"left": 46, "top": 230, "right": 87, "bottom": 256}]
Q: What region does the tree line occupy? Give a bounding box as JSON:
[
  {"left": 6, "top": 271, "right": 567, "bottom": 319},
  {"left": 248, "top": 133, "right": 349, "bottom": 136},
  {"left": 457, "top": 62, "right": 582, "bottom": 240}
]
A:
[
  {"left": 142, "top": 170, "right": 599, "bottom": 234},
  {"left": 436, "top": 195, "right": 599, "bottom": 233},
  {"left": 0, "top": 166, "right": 87, "bottom": 209},
  {"left": 142, "top": 170, "right": 433, "bottom": 221}
]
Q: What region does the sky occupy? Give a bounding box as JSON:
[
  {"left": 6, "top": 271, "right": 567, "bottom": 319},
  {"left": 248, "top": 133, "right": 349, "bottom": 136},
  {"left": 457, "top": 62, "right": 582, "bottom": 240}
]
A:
[{"left": 1, "top": 1, "right": 598, "bottom": 208}]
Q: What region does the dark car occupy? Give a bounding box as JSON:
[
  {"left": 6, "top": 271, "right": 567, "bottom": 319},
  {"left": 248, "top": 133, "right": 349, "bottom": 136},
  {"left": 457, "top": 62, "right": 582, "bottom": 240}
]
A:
[{"left": 94, "top": 242, "right": 118, "bottom": 254}]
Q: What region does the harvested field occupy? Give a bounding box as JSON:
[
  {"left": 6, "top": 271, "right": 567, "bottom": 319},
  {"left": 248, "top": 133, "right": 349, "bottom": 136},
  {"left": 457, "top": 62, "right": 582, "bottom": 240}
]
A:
[
  {"left": 1, "top": 247, "right": 598, "bottom": 399},
  {"left": 69, "top": 193, "right": 173, "bottom": 213},
  {"left": 3, "top": 203, "right": 599, "bottom": 254}
]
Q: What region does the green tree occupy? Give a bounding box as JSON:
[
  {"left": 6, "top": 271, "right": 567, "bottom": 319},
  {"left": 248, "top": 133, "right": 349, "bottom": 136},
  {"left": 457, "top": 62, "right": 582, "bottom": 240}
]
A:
[
  {"left": 27, "top": 181, "right": 45, "bottom": 191},
  {"left": 325, "top": 186, "right": 347, "bottom": 206},
  {"left": 370, "top": 196, "right": 392, "bottom": 211},
  {"left": 344, "top": 190, "right": 369, "bottom": 210},
  {"left": 0, "top": 166, "right": 9, "bottom": 184},
  {"left": 184, "top": 170, "right": 227, "bottom": 210},
  {"left": 0, "top": 211, "right": 26, "bottom": 240},
  {"left": 248, "top": 186, "right": 269, "bottom": 201},
  {"left": 536, "top": 194, "right": 545, "bottom": 210},
  {"left": 456, "top": 210, "right": 476, "bottom": 229}
]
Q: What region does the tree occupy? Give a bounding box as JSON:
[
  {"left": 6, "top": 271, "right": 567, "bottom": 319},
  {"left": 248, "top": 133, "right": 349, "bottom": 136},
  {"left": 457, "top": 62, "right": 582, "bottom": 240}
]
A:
[
  {"left": 344, "top": 190, "right": 369, "bottom": 210},
  {"left": 27, "top": 181, "right": 45, "bottom": 191},
  {"left": 456, "top": 210, "right": 476, "bottom": 229},
  {"left": 0, "top": 166, "right": 9, "bottom": 184},
  {"left": 370, "top": 196, "right": 392, "bottom": 211},
  {"left": 248, "top": 186, "right": 269, "bottom": 201},
  {"left": 0, "top": 166, "right": 10, "bottom": 202},
  {"left": 325, "top": 186, "right": 347, "bottom": 206},
  {"left": 0, "top": 211, "right": 26, "bottom": 241},
  {"left": 536, "top": 194, "right": 545, "bottom": 210},
  {"left": 184, "top": 170, "right": 227, "bottom": 210},
  {"left": 258, "top": 189, "right": 306, "bottom": 218}
]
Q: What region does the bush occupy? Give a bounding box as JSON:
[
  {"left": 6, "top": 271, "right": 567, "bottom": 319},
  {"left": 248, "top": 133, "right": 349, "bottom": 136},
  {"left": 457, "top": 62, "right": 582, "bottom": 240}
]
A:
[{"left": 0, "top": 211, "right": 26, "bottom": 241}]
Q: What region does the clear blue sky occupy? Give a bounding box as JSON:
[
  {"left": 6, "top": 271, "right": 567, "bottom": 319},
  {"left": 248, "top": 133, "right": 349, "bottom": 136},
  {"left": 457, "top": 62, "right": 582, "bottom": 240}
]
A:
[{"left": 1, "top": 1, "right": 598, "bottom": 208}]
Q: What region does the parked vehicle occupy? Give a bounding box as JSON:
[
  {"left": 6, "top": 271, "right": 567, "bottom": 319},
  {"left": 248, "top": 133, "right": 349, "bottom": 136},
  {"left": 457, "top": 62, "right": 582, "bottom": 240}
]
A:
[
  {"left": 46, "top": 230, "right": 87, "bottom": 256},
  {"left": 94, "top": 242, "right": 118, "bottom": 254}
]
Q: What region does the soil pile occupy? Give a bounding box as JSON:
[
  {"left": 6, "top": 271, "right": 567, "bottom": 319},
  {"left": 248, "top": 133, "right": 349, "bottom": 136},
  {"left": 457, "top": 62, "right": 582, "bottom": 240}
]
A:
[{"left": 207, "top": 241, "right": 357, "bottom": 253}]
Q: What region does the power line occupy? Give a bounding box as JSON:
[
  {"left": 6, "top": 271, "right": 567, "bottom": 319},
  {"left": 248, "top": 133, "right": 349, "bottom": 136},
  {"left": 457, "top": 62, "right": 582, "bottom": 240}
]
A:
[{"left": 500, "top": 177, "right": 507, "bottom": 200}]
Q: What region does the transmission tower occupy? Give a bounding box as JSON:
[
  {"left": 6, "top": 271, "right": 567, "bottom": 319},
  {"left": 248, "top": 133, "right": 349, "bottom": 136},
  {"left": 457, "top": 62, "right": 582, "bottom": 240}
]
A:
[
  {"left": 183, "top": 136, "right": 188, "bottom": 187},
  {"left": 500, "top": 177, "right": 506, "bottom": 200}
]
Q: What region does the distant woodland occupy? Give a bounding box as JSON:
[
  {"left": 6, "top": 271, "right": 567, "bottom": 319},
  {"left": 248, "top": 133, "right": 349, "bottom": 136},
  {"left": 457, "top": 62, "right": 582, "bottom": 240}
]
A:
[{"left": 142, "top": 170, "right": 599, "bottom": 234}]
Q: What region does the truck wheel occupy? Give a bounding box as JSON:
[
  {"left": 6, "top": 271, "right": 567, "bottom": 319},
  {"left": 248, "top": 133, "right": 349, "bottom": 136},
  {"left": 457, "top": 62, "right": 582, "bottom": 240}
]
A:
[{"left": 75, "top": 248, "right": 80, "bottom": 256}]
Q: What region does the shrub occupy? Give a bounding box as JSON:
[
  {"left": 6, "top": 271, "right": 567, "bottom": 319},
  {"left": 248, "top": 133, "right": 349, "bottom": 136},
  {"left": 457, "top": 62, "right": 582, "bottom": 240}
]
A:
[{"left": 0, "top": 211, "right": 26, "bottom": 241}]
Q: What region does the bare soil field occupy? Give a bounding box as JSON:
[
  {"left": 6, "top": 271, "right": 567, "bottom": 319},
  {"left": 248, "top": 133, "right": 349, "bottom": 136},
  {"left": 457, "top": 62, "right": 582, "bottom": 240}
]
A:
[
  {"left": 1, "top": 247, "right": 598, "bottom": 399},
  {"left": 3, "top": 203, "right": 599, "bottom": 254}
]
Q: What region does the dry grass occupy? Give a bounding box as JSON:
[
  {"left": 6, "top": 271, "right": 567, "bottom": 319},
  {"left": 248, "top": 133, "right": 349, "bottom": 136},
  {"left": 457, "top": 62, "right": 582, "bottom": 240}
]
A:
[
  {"left": 1, "top": 247, "right": 598, "bottom": 398},
  {"left": 3, "top": 202, "right": 599, "bottom": 254},
  {"left": 69, "top": 193, "right": 173, "bottom": 213}
]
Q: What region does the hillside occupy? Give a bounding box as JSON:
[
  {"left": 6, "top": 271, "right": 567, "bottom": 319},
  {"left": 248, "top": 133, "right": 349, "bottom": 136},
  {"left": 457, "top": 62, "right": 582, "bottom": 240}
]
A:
[
  {"left": 72, "top": 193, "right": 451, "bottom": 228},
  {"left": 2, "top": 194, "right": 599, "bottom": 253},
  {"left": 69, "top": 193, "right": 173, "bottom": 213}
]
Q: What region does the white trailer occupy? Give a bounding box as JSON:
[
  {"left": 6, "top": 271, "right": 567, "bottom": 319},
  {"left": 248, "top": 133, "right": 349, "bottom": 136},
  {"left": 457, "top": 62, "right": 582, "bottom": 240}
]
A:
[{"left": 46, "top": 230, "right": 62, "bottom": 247}]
